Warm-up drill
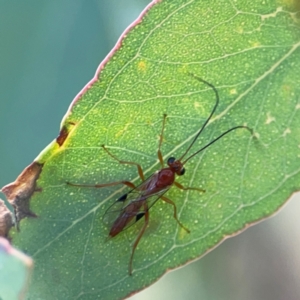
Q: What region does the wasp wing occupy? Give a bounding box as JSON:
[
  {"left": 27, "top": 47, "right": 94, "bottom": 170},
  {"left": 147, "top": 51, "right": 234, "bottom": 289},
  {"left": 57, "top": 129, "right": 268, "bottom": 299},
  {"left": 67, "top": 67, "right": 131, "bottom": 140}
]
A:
[{"left": 103, "top": 175, "right": 171, "bottom": 233}]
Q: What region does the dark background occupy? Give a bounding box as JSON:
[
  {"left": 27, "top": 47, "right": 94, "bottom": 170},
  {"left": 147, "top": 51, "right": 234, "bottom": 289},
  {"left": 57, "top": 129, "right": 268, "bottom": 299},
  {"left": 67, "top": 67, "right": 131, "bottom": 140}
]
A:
[{"left": 0, "top": 2, "right": 299, "bottom": 299}]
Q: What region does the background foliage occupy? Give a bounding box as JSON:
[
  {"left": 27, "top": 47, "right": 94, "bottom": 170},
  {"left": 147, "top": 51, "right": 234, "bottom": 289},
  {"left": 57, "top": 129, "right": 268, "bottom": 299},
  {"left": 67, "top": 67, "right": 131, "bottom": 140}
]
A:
[{"left": 0, "top": 237, "right": 33, "bottom": 300}]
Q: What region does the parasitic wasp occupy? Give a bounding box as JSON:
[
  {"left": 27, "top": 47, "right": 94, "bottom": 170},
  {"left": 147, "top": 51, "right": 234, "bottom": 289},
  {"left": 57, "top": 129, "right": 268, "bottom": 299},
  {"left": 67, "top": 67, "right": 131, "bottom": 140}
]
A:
[{"left": 67, "top": 75, "right": 254, "bottom": 275}]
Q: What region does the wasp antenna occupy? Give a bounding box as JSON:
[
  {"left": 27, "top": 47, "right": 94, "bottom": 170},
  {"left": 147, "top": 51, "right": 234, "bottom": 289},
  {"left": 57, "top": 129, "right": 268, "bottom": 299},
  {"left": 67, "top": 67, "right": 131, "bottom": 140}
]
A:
[
  {"left": 179, "top": 74, "right": 219, "bottom": 161},
  {"left": 182, "top": 125, "right": 253, "bottom": 164}
]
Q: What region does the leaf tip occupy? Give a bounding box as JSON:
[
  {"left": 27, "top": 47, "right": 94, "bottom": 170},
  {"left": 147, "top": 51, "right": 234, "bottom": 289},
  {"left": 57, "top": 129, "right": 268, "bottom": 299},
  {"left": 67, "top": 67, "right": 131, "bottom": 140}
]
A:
[
  {"left": 0, "top": 199, "right": 13, "bottom": 238},
  {"left": 1, "top": 161, "right": 43, "bottom": 226}
]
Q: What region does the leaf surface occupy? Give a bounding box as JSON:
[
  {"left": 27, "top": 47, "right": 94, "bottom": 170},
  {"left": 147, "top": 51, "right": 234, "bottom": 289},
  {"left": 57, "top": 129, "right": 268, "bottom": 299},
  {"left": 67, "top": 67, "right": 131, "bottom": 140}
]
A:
[{"left": 2, "top": 1, "right": 300, "bottom": 299}]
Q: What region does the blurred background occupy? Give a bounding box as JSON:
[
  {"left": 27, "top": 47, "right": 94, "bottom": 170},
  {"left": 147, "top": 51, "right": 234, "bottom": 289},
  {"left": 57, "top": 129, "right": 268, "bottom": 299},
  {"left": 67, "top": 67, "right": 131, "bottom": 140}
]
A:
[{"left": 0, "top": 1, "right": 299, "bottom": 299}]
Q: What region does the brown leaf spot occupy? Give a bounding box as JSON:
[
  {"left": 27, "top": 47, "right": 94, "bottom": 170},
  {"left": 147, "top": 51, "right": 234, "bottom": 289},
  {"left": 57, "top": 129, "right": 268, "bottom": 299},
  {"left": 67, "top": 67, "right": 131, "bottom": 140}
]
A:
[
  {"left": 0, "top": 199, "right": 13, "bottom": 238},
  {"left": 1, "top": 162, "right": 43, "bottom": 226},
  {"left": 56, "top": 121, "right": 76, "bottom": 147},
  {"left": 56, "top": 126, "right": 69, "bottom": 146}
]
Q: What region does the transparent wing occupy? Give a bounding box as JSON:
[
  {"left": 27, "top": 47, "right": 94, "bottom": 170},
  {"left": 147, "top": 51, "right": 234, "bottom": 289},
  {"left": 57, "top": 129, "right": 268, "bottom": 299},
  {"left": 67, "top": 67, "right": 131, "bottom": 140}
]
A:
[{"left": 103, "top": 176, "right": 171, "bottom": 233}]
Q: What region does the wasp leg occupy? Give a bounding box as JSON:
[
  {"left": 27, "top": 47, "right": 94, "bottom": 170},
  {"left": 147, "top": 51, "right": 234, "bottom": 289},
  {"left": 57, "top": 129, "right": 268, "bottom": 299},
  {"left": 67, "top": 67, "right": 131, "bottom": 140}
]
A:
[
  {"left": 161, "top": 196, "right": 190, "bottom": 233},
  {"left": 174, "top": 181, "right": 205, "bottom": 193},
  {"left": 66, "top": 180, "right": 136, "bottom": 189},
  {"left": 129, "top": 202, "right": 149, "bottom": 275},
  {"left": 157, "top": 114, "right": 168, "bottom": 168},
  {"left": 102, "top": 145, "right": 145, "bottom": 181}
]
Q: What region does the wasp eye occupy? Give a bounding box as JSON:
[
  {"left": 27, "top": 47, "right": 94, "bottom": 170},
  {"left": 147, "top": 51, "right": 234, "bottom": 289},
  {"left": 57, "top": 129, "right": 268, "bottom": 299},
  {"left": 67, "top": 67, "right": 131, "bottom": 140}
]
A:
[
  {"left": 167, "top": 157, "right": 176, "bottom": 164},
  {"left": 179, "top": 168, "right": 185, "bottom": 176}
]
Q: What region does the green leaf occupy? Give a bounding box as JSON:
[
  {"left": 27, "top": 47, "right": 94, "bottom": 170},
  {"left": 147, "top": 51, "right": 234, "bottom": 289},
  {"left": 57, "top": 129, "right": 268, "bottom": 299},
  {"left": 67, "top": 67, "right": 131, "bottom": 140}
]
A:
[
  {"left": 0, "top": 237, "right": 33, "bottom": 300},
  {"left": 2, "top": 0, "right": 300, "bottom": 299}
]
